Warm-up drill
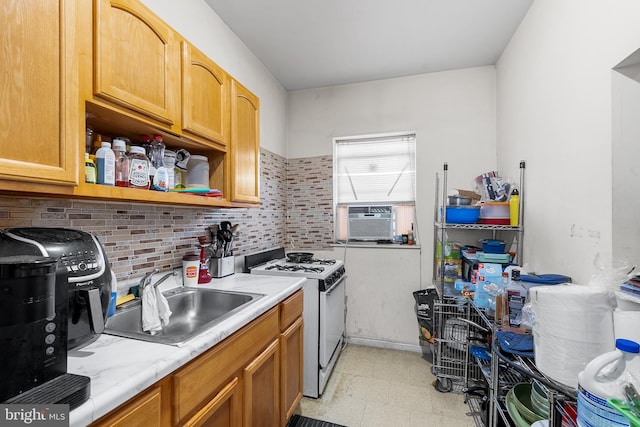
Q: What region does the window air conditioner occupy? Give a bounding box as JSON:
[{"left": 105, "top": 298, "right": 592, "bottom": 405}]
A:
[{"left": 347, "top": 205, "right": 394, "bottom": 241}]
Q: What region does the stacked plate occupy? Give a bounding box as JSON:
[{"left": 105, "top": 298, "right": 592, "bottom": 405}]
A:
[
  {"left": 506, "top": 382, "right": 549, "bottom": 427},
  {"left": 530, "top": 381, "right": 550, "bottom": 418}
]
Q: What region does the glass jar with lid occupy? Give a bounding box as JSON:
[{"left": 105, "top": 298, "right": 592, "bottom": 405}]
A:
[{"left": 128, "top": 146, "right": 150, "bottom": 189}]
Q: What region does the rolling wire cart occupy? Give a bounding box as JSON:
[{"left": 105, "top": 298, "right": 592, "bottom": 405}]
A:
[
  {"left": 432, "top": 297, "right": 488, "bottom": 394},
  {"left": 469, "top": 302, "right": 578, "bottom": 427}
]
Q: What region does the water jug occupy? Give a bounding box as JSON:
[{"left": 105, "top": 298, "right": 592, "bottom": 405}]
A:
[{"left": 577, "top": 338, "right": 640, "bottom": 427}]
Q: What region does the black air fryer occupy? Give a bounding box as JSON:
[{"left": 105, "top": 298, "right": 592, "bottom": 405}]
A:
[{"left": 0, "top": 228, "right": 113, "bottom": 349}]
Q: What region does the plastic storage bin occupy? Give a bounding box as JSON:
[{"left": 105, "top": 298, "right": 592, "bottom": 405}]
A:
[
  {"left": 186, "top": 155, "right": 210, "bottom": 188},
  {"left": 445, "top": 206, "right": 480, "bottom": 224},
  {"left": 481, "top": 239, "right": 506, "bottom": 253},
  {"left": 479, "top": 202, "right": 510, "bottom": 224}
]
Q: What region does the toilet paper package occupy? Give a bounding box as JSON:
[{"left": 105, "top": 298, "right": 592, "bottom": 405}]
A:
[{"left": 529, "top": 284, "right": 616, "bottom": 389}]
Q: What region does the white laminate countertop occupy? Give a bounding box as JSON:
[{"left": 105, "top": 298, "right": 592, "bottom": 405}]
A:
[{"left": 68, "top": 273, "right": 305, "bottom": 427}]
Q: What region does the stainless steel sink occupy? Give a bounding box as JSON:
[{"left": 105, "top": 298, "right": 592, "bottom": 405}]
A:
[{"left": 104, "top": 287, "right": 265, "bottom": 345}]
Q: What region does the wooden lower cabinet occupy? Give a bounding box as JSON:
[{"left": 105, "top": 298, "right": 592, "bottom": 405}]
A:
[
  {"left": 280, "top": 317, "right": 303, "bottom": 425},
  {"left": 91, "top": 291, "right": 304, "bottom": 427},
  {"left": 91, "top": 378, "right": 171, "bottom": 427},
  {"left": 278, "top": 291, "right": 304, "bottom": 426},
  {"left": 184, "top": 377, "right": 241, "bottom": 427},
  {"left": 243, "top": 340, "right": 280, "bottom": 427}
]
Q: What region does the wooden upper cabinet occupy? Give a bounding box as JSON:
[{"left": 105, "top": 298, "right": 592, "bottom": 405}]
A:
[
  {"left": 181, "top": 41, "right": 229, "bottom": 149},
  {"left": 93, "top": 0, "right": 179, "bottom": 127},
  {"left": 0, "top": 0, "right": 79, "bottom": 187},
  {"left": 230, "top": 79, "right": 260, "bottom": 204}
]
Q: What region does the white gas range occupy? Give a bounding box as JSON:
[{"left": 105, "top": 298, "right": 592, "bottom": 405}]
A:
[{"left": 244, "top": 248, "right": 346, "bottom": 398}]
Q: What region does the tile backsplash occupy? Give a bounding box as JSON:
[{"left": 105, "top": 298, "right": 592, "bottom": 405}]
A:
[
  {"left": 0, "top": 148, "right": 288, "bottom": 281},
  {"left": 286, "top": 155, "right": 334, "bottom": 249},
  {"left": 0, "top": 149, "right": 335, "bottom": 281}
]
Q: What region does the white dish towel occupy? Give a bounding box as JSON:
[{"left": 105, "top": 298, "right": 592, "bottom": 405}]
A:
[{"left": 142, "top": 287, "right": 172, "bottom": 335}]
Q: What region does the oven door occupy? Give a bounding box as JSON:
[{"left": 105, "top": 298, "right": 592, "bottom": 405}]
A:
[{"left": 319, "top": 275, "right": 345, "bottom": 368}]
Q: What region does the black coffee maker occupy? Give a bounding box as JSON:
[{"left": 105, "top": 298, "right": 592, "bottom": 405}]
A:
[
  {"left": 0, "top": 255, "right": 90, "bottom": 407},
  {"left": 0, "top": 228, "right": 113, "bottom": 349}
]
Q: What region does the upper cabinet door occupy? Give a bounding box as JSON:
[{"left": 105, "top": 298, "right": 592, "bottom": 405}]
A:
[
  {"left": 181, "top": 41, "right": 229, "bottom": 148},
  {"left": 230, "top": 79, "right": 260, "bottom": 204},
  {"left": 93, "top": 0, "right": 178, "bottom": 126},
  {"left": 0, "top": 0, "right": 79, "bottom": 187}
]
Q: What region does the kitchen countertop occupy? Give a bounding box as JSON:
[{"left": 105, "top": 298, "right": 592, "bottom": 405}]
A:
[{"left": 68, "top": 273, "right": 305, "bottom": 427}]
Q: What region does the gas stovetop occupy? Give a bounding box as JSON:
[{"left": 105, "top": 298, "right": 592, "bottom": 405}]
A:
[
  {"left": 251, "top": 258, "right": 344, "bottom": 279},
  {"left": 245, "top": 248, "right": 345, "bottom": 284}
]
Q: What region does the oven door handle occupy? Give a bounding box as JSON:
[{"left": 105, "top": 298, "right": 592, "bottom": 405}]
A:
[{"left": 325, "top": 275, "right": 346, "bottom": 295}]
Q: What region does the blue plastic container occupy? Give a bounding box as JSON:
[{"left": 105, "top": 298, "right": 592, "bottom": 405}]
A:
[
  {"left": 445, "top": 206, "right": 480, "bottom": 224},
  {"left": 481, "top": 239, "right": 506, "bottom": 254}
]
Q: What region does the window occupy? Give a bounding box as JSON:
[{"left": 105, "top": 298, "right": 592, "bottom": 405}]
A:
[{"left": 333, "top": 132, "right": 416, "bottom": 242}]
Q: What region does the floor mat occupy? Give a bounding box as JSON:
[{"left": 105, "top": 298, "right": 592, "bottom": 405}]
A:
[{"left": 287, "top": 414, "right": 347, "bottom": 427}]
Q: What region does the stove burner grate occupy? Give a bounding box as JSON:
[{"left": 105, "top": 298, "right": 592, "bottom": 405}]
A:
[
  {"left": 265, "top": 264, "right": 325, "bottom": 274},
  {"left": 287, "top": 258, "right": 336, "bottom": 265},
  {"left": 310, "top": 258, "right": 336, "bottom": 265}
]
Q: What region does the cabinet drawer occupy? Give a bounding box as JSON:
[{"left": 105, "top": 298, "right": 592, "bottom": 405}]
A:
[
  {"left": 279, "top": 290, "right": 303, "bottom": 332},
  {"left": 172, "top": 307, "right": 279, "bottom": 425}
]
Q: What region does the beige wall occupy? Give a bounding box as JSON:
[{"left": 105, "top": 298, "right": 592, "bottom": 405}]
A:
[
  {"left": 285, "top": 67, "right": 499, "bottom": 349},
  {"left": 496, "top": 0, "right": 640, "bottom": 283}
]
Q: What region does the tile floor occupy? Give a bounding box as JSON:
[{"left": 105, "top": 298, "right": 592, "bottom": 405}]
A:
[{"left": 299, "top": 344, "right": 477, "bottom": 427}]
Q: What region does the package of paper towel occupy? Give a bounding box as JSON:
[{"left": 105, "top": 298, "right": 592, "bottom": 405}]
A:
[{"left": 528, "top": 284, "right": 616, "bottom": 389}]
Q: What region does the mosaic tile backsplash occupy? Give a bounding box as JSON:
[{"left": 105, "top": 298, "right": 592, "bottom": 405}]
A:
[
  {"left": 286, "top": 155, "right": 334, "bottom": 249},
  {"left": 0, "top": 149, "right": 334, "bottom": 281}
]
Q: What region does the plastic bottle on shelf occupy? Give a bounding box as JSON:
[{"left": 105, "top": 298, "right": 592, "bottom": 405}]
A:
[
  {"left": 95, "top": 141, "right": 115, "bottom": 186},
  {"left": 148, "top": 135, "right": 169, "bottom": 192},
  {"left": 509, "top": 188, "right": 520, "bottom": 226},
  {"left": 91, "top": 133, "right": 103, "bottom": 155},
  {"left": 112, "top": 138, "right": 130, "bottom": 187},
  {"left": 128, "top": 146, "right": 150, "bottom": 189},
  {"left": 163, "top": 150, "right": 177, "bottom": 190},
  {"left": 84, "top": 153, "right": 96, "bottom": 184},
  {"left": 139, "top": 135, "right": 152, "bottom": 154},
  {"left": 495, "top": 271, "right": 510, "bottom": 327}
]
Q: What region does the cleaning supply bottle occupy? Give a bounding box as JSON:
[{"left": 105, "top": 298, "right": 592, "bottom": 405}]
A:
[
  {"left": 578, "top": 338, "right": 640, "bottom": 427},
  {"left": 509, "top": 188, "right": 520, "bottom": 226},
  {"left": 96, "top": 141, "right": 115, "bottom": 186},
  {"left": 85, "top": 153, "right": 96, "bottom": 184}
]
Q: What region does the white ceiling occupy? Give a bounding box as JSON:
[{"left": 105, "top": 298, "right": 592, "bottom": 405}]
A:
[{"left": 205, "top": 0, "right": 534, "bottom": 91}]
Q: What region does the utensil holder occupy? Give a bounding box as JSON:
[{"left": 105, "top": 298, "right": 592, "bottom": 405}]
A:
[{"left": 209, "top": 256, "right": 234, "bottom": 278}]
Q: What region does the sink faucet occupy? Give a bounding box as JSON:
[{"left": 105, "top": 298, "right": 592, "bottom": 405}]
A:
[{"left": 139, "top": 269, "right": 177, "bottom": 294}]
